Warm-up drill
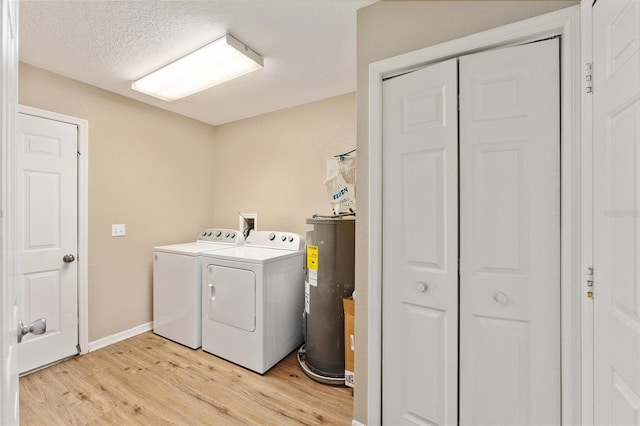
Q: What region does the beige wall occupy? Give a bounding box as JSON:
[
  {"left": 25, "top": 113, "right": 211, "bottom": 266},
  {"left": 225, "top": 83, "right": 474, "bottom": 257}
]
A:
[
  {"left": 354, "top": 1, "right": 577, "bottom": 423},
  {"left": 19, "top": 63, "right": 218, "bottom": 341},
  {"left": 18, "top": 63, "right": 356, "bottom": 344},
  {"left": 211, "top": 92, "right": 356, "bottom": 235}
]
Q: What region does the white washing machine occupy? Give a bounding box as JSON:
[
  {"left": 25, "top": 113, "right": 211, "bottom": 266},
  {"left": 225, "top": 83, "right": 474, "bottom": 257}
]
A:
[
  {"left": 153, "top": 228, "right": 244, "bottom": 349},
  {"left": 201, "top": 230, "right": 305, "bottom": 374}
]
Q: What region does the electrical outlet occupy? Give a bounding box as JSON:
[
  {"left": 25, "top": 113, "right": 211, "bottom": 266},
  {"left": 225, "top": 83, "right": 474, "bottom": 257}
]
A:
[{"left": 112, "top": 224, "right": 126, "bottom": 237}]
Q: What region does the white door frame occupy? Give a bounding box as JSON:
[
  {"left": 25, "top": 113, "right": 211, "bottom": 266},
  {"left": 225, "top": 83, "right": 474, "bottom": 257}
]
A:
[
  {"left": 17, "top": 105, "right": 89, "bottom": 356},
  {"left": 367, "top": 6, "right": 586, "bottom": 425},
  {"left": 579, "top": 1, "right": 594, "bottom": 424}
]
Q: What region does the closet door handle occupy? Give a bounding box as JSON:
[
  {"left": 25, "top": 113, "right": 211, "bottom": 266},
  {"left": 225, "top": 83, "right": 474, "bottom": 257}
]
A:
[
  {"left": 416, "top": 281, "right": 429, "bottom": 293},
  {"left": 493, "top": 291, "right": 509, "bottom": 304}
]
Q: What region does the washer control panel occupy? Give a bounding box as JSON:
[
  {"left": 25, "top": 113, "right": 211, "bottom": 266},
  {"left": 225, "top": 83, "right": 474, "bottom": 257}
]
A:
[
  {"left": 245, "top": 230, "right": 304, "bottom": 251},
  {"left": 197, "top": 228, "right": 244, "bottom": 245}
]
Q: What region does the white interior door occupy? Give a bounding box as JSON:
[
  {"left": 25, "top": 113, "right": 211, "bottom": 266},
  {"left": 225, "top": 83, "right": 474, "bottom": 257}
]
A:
[
  {"left": 1, "top": 0, "right": 19, "bottom": 422},
  {"left": 16, "top": 113, "right": 79, "bottom": 374},
  {"left": 593, "top": 0, "right": 640, "bottom": 424},
  {"left": 382, "top": 59, "right": 458, "bottom": 425},
  {"left": 459, "top": 39, "right": 561, "bottom": 426}
]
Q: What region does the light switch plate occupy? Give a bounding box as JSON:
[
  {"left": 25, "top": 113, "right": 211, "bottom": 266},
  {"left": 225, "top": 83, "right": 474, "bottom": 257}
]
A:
[{"left": 112, "top": 224, "right": 126, "bottom": 237}]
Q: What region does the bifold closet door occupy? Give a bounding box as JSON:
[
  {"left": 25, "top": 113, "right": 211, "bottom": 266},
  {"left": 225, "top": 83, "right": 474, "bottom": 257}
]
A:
[
  {"left": 382, "top": 59, "right": 459, "bottom": 425},
  {"left": 458, "top": 39, "right": 561, "bottom": 425}
]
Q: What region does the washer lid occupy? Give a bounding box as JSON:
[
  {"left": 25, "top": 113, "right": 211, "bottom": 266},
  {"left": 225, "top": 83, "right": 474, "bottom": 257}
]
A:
[
  {"left": 201, "top": 246, "right": 303, "bottom": 264},
  {"left": 153, "top": 241, "right": 236, "bottom": 255}
]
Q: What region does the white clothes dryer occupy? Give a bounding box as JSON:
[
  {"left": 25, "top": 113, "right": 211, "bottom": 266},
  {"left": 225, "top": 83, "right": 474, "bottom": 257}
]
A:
[
  {"left": 153, "top": 228, "right": 244, "bottom": 349},
  {"left": 201, "top": 230, "right": 305, "bottom": 374}
]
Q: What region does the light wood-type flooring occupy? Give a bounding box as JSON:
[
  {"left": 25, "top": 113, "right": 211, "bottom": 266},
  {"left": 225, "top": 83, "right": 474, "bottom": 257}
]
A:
[{"left": 19, "top": 332, "right": 353, "bottom": 425}]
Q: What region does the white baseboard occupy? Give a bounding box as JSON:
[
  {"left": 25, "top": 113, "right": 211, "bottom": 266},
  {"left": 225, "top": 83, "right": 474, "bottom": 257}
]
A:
[
  {"left": 88, "top": 321, "right": 153, "bottom": 352},
  {"left": 352, "top": 420, "right": 366, "bottom": 426}
]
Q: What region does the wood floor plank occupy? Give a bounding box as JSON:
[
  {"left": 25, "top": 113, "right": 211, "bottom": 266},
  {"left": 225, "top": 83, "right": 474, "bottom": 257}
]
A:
[{"left": 19, "top": 332, "right": 353, "bottom": 425}]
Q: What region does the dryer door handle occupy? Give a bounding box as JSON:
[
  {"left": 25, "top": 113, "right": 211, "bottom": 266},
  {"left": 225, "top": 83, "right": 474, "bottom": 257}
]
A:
[{"left": 208, "top": 283, "right": 216, "bottom": 300}]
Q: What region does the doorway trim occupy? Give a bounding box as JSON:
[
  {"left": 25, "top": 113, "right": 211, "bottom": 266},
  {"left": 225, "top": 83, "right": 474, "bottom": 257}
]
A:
[
  {"left": 367, "top": 6, "right": 584, "bottom": 425},
  {"left": 17, "top": 104, "right": 89, "bottom": 356}
]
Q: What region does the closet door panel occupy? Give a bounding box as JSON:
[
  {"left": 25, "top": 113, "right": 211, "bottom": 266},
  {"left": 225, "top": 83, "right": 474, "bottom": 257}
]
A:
[
  {"left": 382, "top": 58, "right": 458, "bottom": 425},
  {"left": 593, "top": 0, "right": 640, "bottom": 424},
  {"left": 459, "top": 39, "right": 561, "bottom": 426}
]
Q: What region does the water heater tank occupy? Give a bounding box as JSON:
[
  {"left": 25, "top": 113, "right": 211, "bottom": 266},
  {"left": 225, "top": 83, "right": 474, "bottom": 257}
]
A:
[{"left": 303, "top": 216, "right": 355, "bottom": 379}]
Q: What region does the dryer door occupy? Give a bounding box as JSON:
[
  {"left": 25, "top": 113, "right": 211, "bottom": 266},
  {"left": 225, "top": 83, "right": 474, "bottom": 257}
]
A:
[{"left": 206, "top": 265, "right": 256, "bottom": 332}]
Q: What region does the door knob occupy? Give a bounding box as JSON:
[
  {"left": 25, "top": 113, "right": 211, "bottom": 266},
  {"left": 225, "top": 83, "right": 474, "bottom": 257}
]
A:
[
  {"left": 17, "top": 318, "right": 46, "bottom": 343},
  {"left": 493, "top": 291, "right": 509, "bottom": 304},
  {"left": 416, "top": 281, "right": 429, "bottom": 292},
  {"left": 63, "top": 254, "right": 75, "bottom": 263}
]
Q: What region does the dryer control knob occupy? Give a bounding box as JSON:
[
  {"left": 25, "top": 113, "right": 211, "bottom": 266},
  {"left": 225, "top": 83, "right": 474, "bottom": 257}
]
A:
[
  {"left": 281, "top": 235, "right": 287, "bottom": 242},
  {"left": 226, "top": 232, "right": 230, "bottom": 238},
  {"left": 215, "top": 231, "right": 222, "bottom": 237},
  {"left": 231, "top": 233, "right": 236, "bottom": 238},
  {"left": 268, "top": 233, "right": 276, "bottom": 241},
  {"left": 289, "top": 237, "right": 294, "bottom": 243}
]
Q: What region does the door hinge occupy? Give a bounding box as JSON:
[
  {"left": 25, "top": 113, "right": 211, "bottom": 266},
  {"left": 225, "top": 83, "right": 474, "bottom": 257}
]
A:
[
  {"left": 76, "top": 343, "right": 81, "bottom": 354},
  {"left": 585, "top": 63, "right": 593, "bottom": 94},
  {"left": 586, "top": 266, "right": 594, "bottom": 298}
]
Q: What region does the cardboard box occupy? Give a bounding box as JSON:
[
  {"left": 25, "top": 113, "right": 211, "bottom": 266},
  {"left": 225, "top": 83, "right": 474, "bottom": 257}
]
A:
[{"left": 343, "top": 297, "right": 355, "bottom": 388}]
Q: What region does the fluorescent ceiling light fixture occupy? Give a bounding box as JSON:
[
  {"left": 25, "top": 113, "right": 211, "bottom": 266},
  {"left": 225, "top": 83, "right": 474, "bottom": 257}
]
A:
[{"left": 131, "top": 33, "right": 263, "bottom": 102}]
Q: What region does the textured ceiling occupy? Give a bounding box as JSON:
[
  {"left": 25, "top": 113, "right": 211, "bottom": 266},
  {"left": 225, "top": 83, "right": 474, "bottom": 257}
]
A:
[{"left": 19, "top": 0, "right": 376, "bottom": 125}]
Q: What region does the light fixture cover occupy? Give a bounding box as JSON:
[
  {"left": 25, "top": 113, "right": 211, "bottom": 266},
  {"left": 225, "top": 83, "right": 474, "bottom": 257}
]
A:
[{"left": 131, "top": 33, "right": 263, "bottom": 102}]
